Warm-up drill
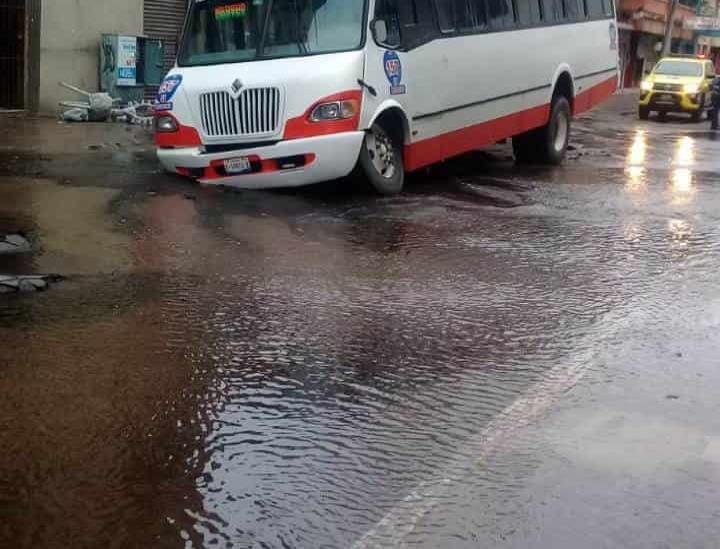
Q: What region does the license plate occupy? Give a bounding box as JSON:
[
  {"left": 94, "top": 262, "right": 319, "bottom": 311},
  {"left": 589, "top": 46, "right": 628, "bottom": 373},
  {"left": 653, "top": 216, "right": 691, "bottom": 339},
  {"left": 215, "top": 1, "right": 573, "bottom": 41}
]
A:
[
  {"left": 224, "top": 157, "right": 251, "bottom": 174},
  {"left": 658, "top": 94, "right": 673, "bottom": 102}
]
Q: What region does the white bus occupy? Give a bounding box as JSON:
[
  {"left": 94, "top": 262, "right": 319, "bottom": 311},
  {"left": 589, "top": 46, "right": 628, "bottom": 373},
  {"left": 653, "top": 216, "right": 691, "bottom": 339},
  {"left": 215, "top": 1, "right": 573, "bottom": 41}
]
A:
[{"left": 155, "top": 0, "right": 618, "bottom": 194}]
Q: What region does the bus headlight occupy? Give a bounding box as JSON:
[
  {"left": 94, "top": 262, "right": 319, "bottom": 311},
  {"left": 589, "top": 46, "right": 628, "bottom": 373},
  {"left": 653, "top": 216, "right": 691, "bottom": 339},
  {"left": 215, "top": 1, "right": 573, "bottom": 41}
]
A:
[
  {"left": 683, "top": 83, "right": 700, "bottom": 94},
  {"left": 310, "top": 100, "right": 359, "bottom": 122},
  {"left": 640, "top": 80, "right": 653, "bottom": 91},
  {"left": 155, "top": 115, "right": 178, "bottom": 132}
]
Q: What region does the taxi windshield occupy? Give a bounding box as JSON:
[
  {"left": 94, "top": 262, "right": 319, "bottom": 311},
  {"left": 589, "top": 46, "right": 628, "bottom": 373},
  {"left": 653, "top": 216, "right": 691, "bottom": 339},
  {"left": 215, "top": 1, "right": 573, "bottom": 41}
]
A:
[
  {"left": 654, "top": 60, "right": 703, "bottom": 77},
  {"left": 179, "top": 0, "right": 366, "bottom": 66}
]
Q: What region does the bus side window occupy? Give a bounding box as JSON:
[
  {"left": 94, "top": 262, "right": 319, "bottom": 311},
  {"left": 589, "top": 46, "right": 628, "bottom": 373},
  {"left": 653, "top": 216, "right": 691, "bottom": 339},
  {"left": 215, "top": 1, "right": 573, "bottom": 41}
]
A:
[
  {"left": 487, "top": 0, "right": 515, "bottom": 28},
  {"left": 529, "top": 0, "right": 544, "bottom": 23},
  {"left": 434, "top": 0, "right": 484, "bottom": 32},
  {"left": 565, "top": 0, "right": 582, "bottom": 19},
  {"left": 540, "top": 0, "right": 556, "bottom": 21},
  {"left": 586, "top": 0, "right": 605, "bottom": 18},
  {"left": 398, "top": 0, "right": 438, "bottom": 47},
  {"left": 468, "top": 0, "right": 489, "bottom": 29},
  {"left": 434, "top": 0, "right": 456, "bottom": 32},
  {"left": 515, "top": 0, "right": 533, "bottom": 25},
  {"left": 454, "top": 0, "right": 480, "bottom": 30},
  {"left": 375, "top": 0, "right": 403, "bottom": 46},
  {"left": 550, "top": 0, "right": 564, "bottom": 21}
]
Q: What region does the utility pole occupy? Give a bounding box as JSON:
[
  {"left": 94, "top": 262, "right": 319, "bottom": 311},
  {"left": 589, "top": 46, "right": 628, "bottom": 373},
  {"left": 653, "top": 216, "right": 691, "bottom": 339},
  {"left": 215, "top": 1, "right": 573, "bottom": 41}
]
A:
[{"left": 661, "top": 0, "right": 680, "bottom": 56}]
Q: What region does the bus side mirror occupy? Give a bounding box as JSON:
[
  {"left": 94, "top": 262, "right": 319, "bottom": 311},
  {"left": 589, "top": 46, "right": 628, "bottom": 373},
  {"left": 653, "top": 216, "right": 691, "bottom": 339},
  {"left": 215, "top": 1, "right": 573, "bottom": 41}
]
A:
[{"left": 371, "top": 19, "right": 389, "bottom": 46}]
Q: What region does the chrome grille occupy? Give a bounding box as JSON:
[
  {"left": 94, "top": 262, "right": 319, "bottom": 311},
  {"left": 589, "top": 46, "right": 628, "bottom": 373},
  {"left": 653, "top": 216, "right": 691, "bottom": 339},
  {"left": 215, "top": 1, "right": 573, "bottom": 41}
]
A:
[
  {"left": 199, "top": 88, "right": 281, "bottom": 137},
  {"left": 653, "top": 83, "right": 682, "bottom": 92}
]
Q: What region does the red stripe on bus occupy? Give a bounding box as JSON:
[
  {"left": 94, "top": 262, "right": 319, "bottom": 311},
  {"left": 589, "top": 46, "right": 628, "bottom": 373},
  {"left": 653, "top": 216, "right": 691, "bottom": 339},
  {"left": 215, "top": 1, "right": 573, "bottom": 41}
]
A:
[
  {"left": 573, "top": 74, "right": 617, "bottom": 116},
  {"left": 404, "top": 75, "right": 616, "bottom": 172}
]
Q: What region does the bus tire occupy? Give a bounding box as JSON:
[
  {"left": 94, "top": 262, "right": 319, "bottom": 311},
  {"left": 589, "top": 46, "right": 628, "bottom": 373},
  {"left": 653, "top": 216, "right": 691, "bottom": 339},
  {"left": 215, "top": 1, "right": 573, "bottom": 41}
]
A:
[
  {"left": 359, "top": 121, "right": 404, "bottom": 195},
  {"left": 639, "top": 106, "right": 650, "bottom": 120},
  {"left": 536, "top": 95, "right": 571, "bottom": 165}
]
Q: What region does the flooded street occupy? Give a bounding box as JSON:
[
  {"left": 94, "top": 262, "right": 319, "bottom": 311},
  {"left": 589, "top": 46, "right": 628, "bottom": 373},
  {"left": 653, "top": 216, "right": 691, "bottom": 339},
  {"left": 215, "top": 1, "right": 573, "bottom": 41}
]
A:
[{"left": 2, "top": 93, "right": 720, "bottom": 548}]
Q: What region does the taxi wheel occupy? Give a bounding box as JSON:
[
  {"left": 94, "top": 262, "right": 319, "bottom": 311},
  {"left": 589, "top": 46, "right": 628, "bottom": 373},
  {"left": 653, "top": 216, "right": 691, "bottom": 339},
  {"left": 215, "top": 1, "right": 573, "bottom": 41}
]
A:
[
  {"left": 639, "top": 106, "right": 650, "bottom": 120},
  {"left": 691, "top": 97, "right": 704, "bottom": 122},
  {"left": 359, "top": 122, "right": 404, "bottom": 195}
]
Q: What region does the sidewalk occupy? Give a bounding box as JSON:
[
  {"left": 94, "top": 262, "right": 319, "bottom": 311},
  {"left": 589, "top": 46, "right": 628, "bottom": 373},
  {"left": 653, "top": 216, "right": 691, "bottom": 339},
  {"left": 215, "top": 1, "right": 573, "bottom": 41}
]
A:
[{"left": 0, "top": 113, "right": 153, "bottom": 156}]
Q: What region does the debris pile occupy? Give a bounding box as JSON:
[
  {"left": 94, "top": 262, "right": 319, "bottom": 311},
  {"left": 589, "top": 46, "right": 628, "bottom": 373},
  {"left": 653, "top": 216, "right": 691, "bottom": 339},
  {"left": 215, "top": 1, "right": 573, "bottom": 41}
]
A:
[
  {"left": 0, "top": 233, "right": 64, "bottom": 294},
  {"left": 0, "top": 274, "right": 63, "bottom": 294},
  {"left": 59, "top": 81, "right": 115, "bottom": 122},
  {"left": 111, "top": 101, "right": 154, "bottom": 127},
  {"left": 59, "top": 82, "right": 154, "bottom": 126},
  {"left": 0, "top": 233, "right": 32, "bottom": 255}
]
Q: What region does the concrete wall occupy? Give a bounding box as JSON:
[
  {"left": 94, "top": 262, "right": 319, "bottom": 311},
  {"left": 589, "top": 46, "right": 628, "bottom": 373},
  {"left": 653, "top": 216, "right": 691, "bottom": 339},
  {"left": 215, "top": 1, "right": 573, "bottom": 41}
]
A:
[{"left": 39, "top": 0, "right": 143, "bottom": 113}]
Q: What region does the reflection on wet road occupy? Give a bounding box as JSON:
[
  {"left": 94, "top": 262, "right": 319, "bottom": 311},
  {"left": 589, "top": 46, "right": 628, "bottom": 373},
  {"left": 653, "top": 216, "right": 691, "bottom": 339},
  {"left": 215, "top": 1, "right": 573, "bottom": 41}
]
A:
[{"left": 2, "top": 94, "right": 720, "bottom": 548}]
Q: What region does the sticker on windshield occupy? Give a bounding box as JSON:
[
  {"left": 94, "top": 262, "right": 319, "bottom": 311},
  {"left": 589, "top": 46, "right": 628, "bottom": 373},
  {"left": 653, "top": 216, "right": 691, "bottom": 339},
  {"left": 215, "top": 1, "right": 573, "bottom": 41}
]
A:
[
  {"left": 156, "top": 74, "right": 183, "bottom": 104},
  {"left": 215, "top": 3, "right": 248, "bottom": 20}
]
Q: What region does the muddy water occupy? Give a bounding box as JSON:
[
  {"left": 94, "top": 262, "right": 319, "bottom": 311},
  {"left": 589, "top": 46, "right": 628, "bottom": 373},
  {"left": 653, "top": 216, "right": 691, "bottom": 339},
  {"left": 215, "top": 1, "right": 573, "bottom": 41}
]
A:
[{"left": 2, "top": 100, "right": 720, "bottom": 548}]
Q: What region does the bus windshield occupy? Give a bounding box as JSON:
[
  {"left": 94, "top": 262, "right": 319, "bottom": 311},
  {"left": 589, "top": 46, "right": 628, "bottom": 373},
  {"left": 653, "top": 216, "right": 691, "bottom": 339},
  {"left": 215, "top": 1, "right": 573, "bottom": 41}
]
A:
[
  {"left": 654, "top": 60, "right": 703, "bottom": 77},
  {"left": 179, "top": 0, "right": 366, "bottom": 66}
]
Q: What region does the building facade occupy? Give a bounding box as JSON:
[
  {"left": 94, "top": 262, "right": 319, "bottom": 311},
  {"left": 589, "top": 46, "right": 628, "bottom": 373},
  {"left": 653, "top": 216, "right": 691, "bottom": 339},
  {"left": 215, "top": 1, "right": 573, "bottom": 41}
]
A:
[
  {"left": 616, "top": 0, "right": 699, "bottom": 88},
  {"left": 0, "top": 0, "right": 187, "bottom": 113}
]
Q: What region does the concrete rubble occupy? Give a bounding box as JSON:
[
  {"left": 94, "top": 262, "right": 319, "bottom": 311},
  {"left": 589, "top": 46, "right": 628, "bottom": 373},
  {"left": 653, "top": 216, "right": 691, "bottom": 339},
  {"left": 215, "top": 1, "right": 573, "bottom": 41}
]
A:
[
  {"left": 58, "top": 81, "right": 154, "bottom": 126},
  {"left": 0, "top": 275, "right": 57, "bottom": 293},
  {"left": 0, "top": 234, "right": 62, "bottom": 293},
  {"left": 58, "top": 81, "right": 114, "bottom": 122},
  {"left": 0, "top": 233, "right": 32, "bottom": 254}
]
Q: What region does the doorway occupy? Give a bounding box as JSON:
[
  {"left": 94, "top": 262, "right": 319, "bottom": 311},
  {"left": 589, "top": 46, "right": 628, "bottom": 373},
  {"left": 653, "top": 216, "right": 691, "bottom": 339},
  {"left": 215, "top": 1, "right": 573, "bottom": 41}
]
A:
[{"left": 0, "top": 0, "right": 25, "bottom": 109}]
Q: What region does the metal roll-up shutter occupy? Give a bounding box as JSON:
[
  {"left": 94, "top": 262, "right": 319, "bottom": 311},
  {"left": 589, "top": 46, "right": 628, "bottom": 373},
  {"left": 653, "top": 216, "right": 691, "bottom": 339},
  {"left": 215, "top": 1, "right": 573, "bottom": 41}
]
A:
[{"left": 143, "top": 0, "right": 188, "bottom": 97}]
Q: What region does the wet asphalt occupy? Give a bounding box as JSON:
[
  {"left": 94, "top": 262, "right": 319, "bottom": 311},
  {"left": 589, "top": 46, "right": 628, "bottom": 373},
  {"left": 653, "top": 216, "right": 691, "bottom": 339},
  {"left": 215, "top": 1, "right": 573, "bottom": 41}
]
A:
[{"left": 2, "top": 93, "right": 720, "bottom": 549}]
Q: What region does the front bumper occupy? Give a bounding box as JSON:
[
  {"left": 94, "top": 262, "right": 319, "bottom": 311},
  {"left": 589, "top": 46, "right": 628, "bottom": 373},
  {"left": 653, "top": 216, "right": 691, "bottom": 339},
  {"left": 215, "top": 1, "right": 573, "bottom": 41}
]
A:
[
  {"left": 157, "top": 131, "right": 365, "bottom": 189},
  {"left": 639, "top": 90, "right": 704, "bottom": 112}
]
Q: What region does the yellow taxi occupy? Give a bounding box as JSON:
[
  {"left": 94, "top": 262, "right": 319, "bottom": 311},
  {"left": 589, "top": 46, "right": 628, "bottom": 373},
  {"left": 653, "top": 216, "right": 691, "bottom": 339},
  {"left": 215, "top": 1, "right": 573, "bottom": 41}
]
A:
[{"left": 639, "top": 55, "right": 716, "bottom": 121}]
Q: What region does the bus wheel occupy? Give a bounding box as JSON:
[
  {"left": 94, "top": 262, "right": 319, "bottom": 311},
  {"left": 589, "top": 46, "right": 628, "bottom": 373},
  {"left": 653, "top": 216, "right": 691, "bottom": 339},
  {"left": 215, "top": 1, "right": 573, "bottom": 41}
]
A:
[
  {"left": 359, "top": 122, "right": 404, "bottom": 195},
  {"left": 536, "top": 96, "right": 571, "bottom": 165},
  {"left": 513, "top": 96, "right": 571, "bottom": 165},
  {"left": 639, "top": 106, "right": 650, "bottom": 120}
]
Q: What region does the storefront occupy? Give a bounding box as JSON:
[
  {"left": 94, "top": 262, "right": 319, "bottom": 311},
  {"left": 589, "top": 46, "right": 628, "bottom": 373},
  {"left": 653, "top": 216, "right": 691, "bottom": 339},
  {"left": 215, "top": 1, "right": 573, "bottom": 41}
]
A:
[
  {"left": 686, "top": 16, "right": 720, "bottom": 72},
  {"left": 616, "top": 0, "right": 699, "bottom": 88}
]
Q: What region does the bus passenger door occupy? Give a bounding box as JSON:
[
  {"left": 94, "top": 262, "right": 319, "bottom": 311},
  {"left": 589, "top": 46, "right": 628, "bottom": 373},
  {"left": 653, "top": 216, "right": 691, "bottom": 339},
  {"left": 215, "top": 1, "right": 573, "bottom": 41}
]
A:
[{"left": 362, "top": 0, "right": 440, "bottom": 144}]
